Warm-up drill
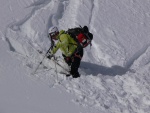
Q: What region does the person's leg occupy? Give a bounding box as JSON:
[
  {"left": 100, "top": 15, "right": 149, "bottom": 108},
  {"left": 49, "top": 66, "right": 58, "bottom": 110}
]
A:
[
  {"left": 62, "top": 54, "right": 72, "bottom": 66},
  {"left": 71, "top": 57, "right": 81, "bottom": 78},
  {"left": 70, "top": 48, "right": 83, "bottom": 78}
]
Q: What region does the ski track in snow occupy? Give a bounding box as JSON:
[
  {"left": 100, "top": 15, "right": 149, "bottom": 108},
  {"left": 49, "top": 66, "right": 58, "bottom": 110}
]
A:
[
  {"left": 3, "top": 0, "right": 150, "bottom": 113},
  {"left": 125, "top": 43, "right": 150, "bottom": 69}
]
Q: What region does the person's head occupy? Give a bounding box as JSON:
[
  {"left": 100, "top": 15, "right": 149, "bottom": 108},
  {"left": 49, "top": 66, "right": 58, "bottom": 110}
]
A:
[{"left": 48, "top": 26, "right": 59, "bottom": 40}]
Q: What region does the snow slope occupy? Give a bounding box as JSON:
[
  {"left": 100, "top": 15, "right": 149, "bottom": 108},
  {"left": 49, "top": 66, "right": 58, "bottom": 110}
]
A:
[
  {"left": 1, "top": 0, "right": 150, "bottom": 113},
  {"left": 0, "top": 40, "right": 87, "bottom": 113}
]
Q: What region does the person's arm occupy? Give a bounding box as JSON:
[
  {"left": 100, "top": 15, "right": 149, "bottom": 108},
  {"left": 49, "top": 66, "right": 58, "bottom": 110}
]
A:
[{"left": 51, "top": 34, "right": 69, "bottom": 54}]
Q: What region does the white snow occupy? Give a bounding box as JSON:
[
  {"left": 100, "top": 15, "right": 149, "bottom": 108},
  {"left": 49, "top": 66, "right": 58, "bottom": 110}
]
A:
[{"left": 1, "top": 0, "right": 150, "bottom": 113}]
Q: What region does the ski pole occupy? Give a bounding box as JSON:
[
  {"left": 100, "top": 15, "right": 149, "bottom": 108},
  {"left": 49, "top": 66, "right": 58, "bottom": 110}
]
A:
[{"left": 31, "top": 46, "right": 52, "bottom": 75}]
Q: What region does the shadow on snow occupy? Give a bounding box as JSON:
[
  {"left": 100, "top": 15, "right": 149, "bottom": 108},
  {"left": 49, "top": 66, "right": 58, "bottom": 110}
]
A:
[{"left": 80, "top": 61, "right": 129, "bottom": 76}]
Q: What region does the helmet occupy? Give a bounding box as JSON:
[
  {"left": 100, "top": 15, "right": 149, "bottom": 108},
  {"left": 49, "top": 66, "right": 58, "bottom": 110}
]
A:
[
  {"left": 48, "top": 26, "right": 59, "bottom": 39},
  {"left": 48, "top": 26, "right": 58, "bottom": 34}
]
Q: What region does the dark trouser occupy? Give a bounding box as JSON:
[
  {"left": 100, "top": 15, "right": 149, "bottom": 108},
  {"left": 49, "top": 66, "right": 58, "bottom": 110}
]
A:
[
  {"left": 63, "top": 48, "right": 83, "bottom": 78},
  {"left": 71, "top": 48, "right": 83, "bottom": 77}
]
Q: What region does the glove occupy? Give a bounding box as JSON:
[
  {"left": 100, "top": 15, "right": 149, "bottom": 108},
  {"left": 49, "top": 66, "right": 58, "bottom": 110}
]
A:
[
  {"left": 65, "top": 57, "right": 70, "bottom": 61},
  {"left": 64, "top": 57, "right": 72, "bottom": 66},
  {"left": 46, "top": 51, "right": 53, "bottom": 59}
]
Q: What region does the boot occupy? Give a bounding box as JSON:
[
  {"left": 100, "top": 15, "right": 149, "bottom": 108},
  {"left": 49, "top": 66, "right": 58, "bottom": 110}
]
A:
[{"left": 71, "top": 71, "right": 80, "bottom": 78}]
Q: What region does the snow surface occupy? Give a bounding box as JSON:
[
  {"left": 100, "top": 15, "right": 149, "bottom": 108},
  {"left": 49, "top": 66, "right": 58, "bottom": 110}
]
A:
[{"left": 1, "top": 0, "right": 150, "bottom": 113}]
